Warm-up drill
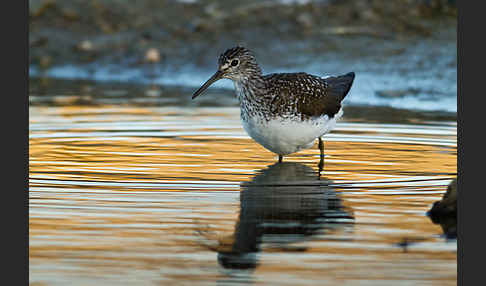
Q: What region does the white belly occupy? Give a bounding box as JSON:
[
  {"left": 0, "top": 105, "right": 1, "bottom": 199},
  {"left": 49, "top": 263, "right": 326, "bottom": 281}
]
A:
[{"left": 241, "top": 108, "right": 343, "bottom": 155}]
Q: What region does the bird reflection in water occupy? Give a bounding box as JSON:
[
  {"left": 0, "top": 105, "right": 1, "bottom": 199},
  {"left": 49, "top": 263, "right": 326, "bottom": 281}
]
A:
[{"left": 197, "top": 162, "right": 354, "bottom": 271}]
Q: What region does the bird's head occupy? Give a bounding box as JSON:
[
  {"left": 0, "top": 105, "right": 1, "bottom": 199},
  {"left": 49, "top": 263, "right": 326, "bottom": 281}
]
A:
[{"left": 192, "top": 46, "right": 261, "bottom": 99}]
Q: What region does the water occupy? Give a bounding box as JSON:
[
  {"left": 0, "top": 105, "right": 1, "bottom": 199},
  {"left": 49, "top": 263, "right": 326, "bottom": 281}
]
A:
[{"left": 29, "top": 79, "right": 457, "bottom": 285}]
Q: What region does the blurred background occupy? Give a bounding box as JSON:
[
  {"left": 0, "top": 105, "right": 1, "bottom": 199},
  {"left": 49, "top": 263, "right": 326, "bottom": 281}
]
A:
[{"left": 29, "top": 0, "right": 456, "bottom": 114}]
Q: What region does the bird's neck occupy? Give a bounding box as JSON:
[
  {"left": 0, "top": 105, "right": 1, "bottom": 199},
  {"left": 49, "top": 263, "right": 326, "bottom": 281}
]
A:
[
  {"left": 233, "top": 73, "right": 270, "bottom": 121},
  {"left": 233, "top": 73, "right": 266, "bottom": 104}
]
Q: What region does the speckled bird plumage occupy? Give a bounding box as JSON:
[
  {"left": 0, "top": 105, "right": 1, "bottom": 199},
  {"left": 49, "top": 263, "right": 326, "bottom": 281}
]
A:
[{"left": 192, "top": 46, "right": 355, "bottom": 158}]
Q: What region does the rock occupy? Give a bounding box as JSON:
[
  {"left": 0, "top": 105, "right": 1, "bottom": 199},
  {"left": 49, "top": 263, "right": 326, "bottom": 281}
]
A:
[
  {"left": 145, "top": 85, "right": 162, "bottom": 97},
  {"left": 76, "top": 40, "right": 94, "bottom": 52},
  {"left": 145, "top": 48, "right": 161, "bottom": 63},
  {"left": 204, "top": 3, "right": 227, "bottom": 20},
  {"left": 296, "top": 13, "right": 313, "bottom": 29},
  {"left": 427, "top": 178, "right": 457, "bottom": 239},
  {"left": 428, "top": 178, "right": 457, "bottom": 217},
  {"left": 376, "top": 88, "right": 421, "bottom": 98}
]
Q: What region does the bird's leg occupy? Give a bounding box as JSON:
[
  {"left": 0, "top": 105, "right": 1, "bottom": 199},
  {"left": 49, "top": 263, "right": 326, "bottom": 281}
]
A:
[
  {"left": 318, "top": 137, "right": 324, "bottom": 178},
  {"left": 318, "top": 155, "right": 324, "bottom": 178},
  {"left": 318, "top": 137, "right": 324, "bottom": 157},
  {"left": 278, "top": 155, "right": 283, "bottom": 163}
]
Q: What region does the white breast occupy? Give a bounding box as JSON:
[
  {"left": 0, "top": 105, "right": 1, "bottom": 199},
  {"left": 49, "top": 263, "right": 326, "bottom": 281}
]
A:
[{"left": 241, "top": 108, "right": 343, "bottom": 155}]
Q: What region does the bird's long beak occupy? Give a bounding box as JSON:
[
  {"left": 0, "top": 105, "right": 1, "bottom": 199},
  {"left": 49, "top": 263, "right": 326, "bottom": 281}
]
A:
[{"left": 192, "top": 70, "right": 223, "bottom": 99}]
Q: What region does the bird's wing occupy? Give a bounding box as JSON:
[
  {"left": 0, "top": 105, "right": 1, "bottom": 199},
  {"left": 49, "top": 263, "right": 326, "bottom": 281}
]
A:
[{"left": 263, "top": 72, "right": 355, "bottom": 119}]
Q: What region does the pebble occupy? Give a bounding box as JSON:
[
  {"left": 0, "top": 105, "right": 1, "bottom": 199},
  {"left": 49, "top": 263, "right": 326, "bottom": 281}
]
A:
[
  {"left": 77, "top": 40, "right": 94, "bottom": 52},
  {"left": 145, "top": 48, "right": 160, "bottom": 63}
]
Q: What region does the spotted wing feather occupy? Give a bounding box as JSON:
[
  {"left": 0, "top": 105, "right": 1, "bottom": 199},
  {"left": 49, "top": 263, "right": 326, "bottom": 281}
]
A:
[{"left": 264, "top": 72, "right": 355, "bottom": 119}]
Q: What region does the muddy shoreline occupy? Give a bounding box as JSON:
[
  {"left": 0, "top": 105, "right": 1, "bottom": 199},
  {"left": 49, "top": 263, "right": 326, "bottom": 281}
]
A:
[{"left": 30, "top": 0, "right": 456, "bottom": 69}]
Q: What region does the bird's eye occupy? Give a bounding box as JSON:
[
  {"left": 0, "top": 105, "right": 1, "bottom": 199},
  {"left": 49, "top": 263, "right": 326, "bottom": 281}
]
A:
[{"left": 231, "top": 59, "right": 239, "bottom": 67}]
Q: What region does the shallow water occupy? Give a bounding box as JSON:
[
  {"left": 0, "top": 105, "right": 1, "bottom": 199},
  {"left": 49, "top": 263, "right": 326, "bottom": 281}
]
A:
[{"left": 29, "top": 80, "right": 457, "bottom": 285}]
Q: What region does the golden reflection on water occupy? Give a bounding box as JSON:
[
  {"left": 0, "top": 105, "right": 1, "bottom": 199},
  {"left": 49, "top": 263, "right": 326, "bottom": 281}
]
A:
[{"left": 29, "top": 105, "right": 457, "bottom": 285}]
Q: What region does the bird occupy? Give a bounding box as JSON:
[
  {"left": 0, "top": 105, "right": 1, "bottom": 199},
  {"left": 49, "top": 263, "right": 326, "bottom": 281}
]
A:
[{"left": 192, "top": 46, "right": 355, "bottom": 166}]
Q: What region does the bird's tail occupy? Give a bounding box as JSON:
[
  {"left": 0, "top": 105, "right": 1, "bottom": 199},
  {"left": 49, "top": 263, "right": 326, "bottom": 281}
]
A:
[{"left": 324, "top": 72, "right": 355, "bottom": 101}]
